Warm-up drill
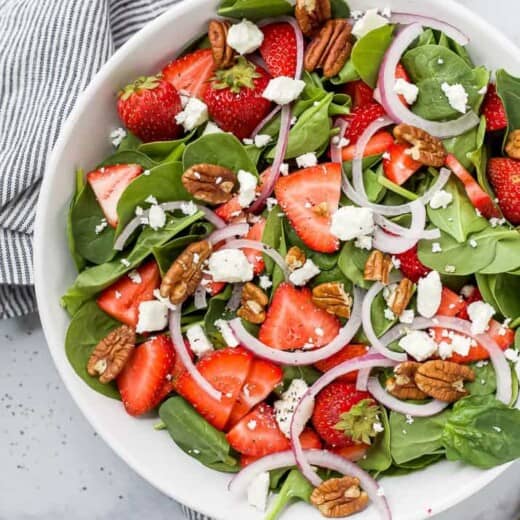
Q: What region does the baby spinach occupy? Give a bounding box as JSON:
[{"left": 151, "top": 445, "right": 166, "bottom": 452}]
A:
[
  {"left": 480, "top": 238, "right": 520, "bottom": 274},
  {"left": 443, "top": 125, "right": 478, "bottom": 171},
  {"left": 97, "top": 150, "right": 155, "bottom": 170},
  {"left": 330, "top": 0, "right": 350, "bottom": 18},
  {"left": 338, "top": 241, "right": 372, "bottom": 289},
  {"left": 359, "top": 407, "right": 392, "bottom": 472},
  {"left": 329, "top": 59, "right": 360, "bottom": 85},
  {"left": 364, "top": 166, "right": 387, "bottom": 203},
  {"left": 65, "top": 300, "right": 121, "bottom": 399},
  {"left": 217, "top": 0, "right": 293, "bottom": 20},
  {"left": 476, "top": 273, "right": 502, "bottom": 313},
  {"left": 137, "top": 131, "right": 195, "bottom": 163},
  {"left": 159, "top": 396, "right": 239, "bottom": 472},
  {"left": 153, "top": 235, "right": 204, "bottom": 275},
  {"left": 441, "top": 395, "right": 520, "bottom": 469},
  {"left": 343, "top": 155, "right": 382, "bottom": 177},
  {"left": 496, "top": 69, "right": 520, "bottom": 145},
  {"left": 116, "top": 132, "right": 142, "bottom": 151},
  {"left": 67, "top": 169, "right": 87, "bottom": 272},
  {"left": 262, "top": 207, "right": 288, "bottom": 294},
  {"left": 265, "top": 469, "right": 313, "bottom": 520},
  {"left": 490, "top": 273, "right": 520, "bottom": 323},
  {"left": 351, "top": 25, "right": 394, "bottom": 88},
  {"left": 183, "top": 133, "right": 257, "bottom": 176},
  {"left": 203, "top": 286, "right": 234, "bottom": 347},
  {"left": 278, "top": 366, "right": 321, "bottom": 395},
  {"left": 466, "top": 362, "right": 497, "bottom": 397}
]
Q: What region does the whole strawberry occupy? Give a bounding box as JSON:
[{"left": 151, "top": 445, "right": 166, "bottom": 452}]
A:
[
  {"left": 482, "top": 84, "right": 507, "bottom": 132},
  {"left": 395, "top": 244, "right": 431, "bottom": 283},
  {"left": 204, "top": 58, "right": 272, "bottom": 140},
  {"left": 117, "top": 75, "right": 183, "bottom": 143},
  {"left": 488, "top": 157, "right": 520, "bottom": 224}
]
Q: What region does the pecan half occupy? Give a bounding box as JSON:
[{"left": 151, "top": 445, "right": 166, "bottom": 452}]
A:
[
  {"left": 387, "top": 278, "right": 414, "bottom": 316},
  {"left": 393, "top": 124, "right": 447, "bottom": 167},
  {"left": 505, "top": 129, "right": 520, "bottom": 159},
  {"left": 415, "top": 360, "right": 475, "bottom": 402},
  {"left": 310, "top": 476, "right": 369, "bottom": 518},
  {"left": 285, "top": 246, "right": 306, "bottom": 271},
  {"left": 182, "top": 164, "right": 236, "bottom": 205},
  {"left": 312, "top": 282, "right": 352, "bottom": 319},
  {"left": 87, "top": 325, "right": 135, "bottom": 384},
  {"left": 237, "top": 282, "right": 269, "bottom": 324},
  {"left": 364, "top": 250, "right": 393, "bottom": 285},
  {"left": 208, "top": 20, "right": 236, "bottom": 69},
  {"left": 295, "top": 0, "right": 331, "bottom": 37},
  {"left": 304, "top": 19, "right": 353, "bottom": 78},
  {"left": 386, "top": 361, "right": 429, "bottom": 400},
  {"left": 160, "top": 240, "right": 212, "bottom": 305}
]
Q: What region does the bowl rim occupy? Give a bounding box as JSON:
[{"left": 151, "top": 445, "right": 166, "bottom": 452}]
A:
[{"left": 34, "top": 0, "right": 518, "bottom": 518}]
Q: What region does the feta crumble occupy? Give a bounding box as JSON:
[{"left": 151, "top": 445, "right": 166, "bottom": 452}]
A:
[
  {"left": 274, "top": 379, "right": 309, "bottom": 438},
  {"left": 441, "top": 82, "right": 468, "bottom": 114},
  {"left": 237, "top": 170, "right": 258, "bottom": 208},
  {"left": 247, "top": 472, "right": 270, "bottom": 512},
  {"left": 227, "top": 19, "right": 264, "bottom": 55},
  {"left": 148, "top": 204, "right": 166, "bottom": 230},
  {"left": 136, "top": 300, "right": 168, "bottom": 333},
  {"left": 384, "top": 308, "right": 396, "bottom": 321},
  {"left": 266, "top": 197, "right": 278, "bottom": 211},
  {"left": 259, "top": 275, "right": 273, "bottom": 290},
  {"left": 186, "top": 324, "right": 214, "bottom": 357},
  {"left": 120, "top": 258, "right": 131, "bottom": 267},
  {"left": 202, "top": 121, "right": 224, "bottom": 135},
  {"left": 175, "top": 97, "right": 208, "bottom": 131},
  {"left": 254, "top": 134, "right": 272, "bottom": 148},
  {"left": 330, "top": 206, "right": 374, "bottom": 241},
  {"left": 354, "top": 235, "right": 373, "bottom": 251},
  {"left": 180, "top": 200, "right": 198, "bottom": 216},
  {"left": 352, "top": 8, "right": 389, "bottom": 39},
  {"left": 215, "top": 319, "right": 240, "bottom": 347},
  {"left": 399, "top": 309, "right": 415, "bottom": 324},
  {"left": 289, "top": 259, "right": 320, "bottom": 286},
  {"left": 399, "top": 330, "right": 438, "bottom": 362},
  {"left": 467, "top": 301, "right": 495, "bottom": 335},
  {"left": 145, "top": 195, "right": 158, "bottom": 205},
  {"left": 469, "top": 239, "right": 478, "bottom": 248},
  {"left": 279, "top": 163, "right": 289, "bottom": 176},
  {"left": 110, "top": 127, "right": 126, "bottom": 147},
  {"left": 208, "top": 249, "right": 254, "bottom": 283},
  {"left": 95, "top": 218, "right": 108, "bottom": 235},
  {"left": 393, "top": 78, "right": 419, "bottom": 105},
  {"left": 127, "top": 269, "right": 142, "bottom": 284},
  {"left": 417, "top": 271, "right": 442, "bottom": 318},
  {"left": 429, "top": 189, "right": 453, "bottom": 209},
  {"left": 262, "top": 76, "right": 305, "bottom": 105},
  {"left": 432, "top": 242, "right": 442, "bottom": 253},
  {"left": 295, "top": 152, "right": 318, "bottom": 168}
]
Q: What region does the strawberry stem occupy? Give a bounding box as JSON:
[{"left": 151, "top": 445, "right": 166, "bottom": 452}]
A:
[
  {"left": 211, "top": 57, "right": 260, "bottom": 94},
  {"left": 334, "top": 399, "right": 381, "bottom": 445},
  {"left": 119, "top": 74, "right": 162, "bottom": 100}
]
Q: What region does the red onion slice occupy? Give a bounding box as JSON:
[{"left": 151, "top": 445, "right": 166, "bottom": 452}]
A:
[
  {"left": 226, "top": 283, "right": 244, "bottom": 312},
  {"left": 356, "top": 366, "right": 371, "bottom": 391},
  {"left": 208, "top": 222, "right": 249, "bottom": 245},
  {"left": 378, "top": 23, "right": 480, "bottom": 138},
  {"left": 228, "top": 287, "right": 362, "bottom": 365},
  {"left": 194, "top": 285, "right": 208, "bottom": 310},
  {"left": 228, "top": 449, "right": 391, "bottom": 520},
  {"left": 390, "top": 12, "right": 469, "bottom": 45},
  {"left": 375, "top": 214, "right": 441, "bottom": 240},
  {"left": 330, "top": 118, "right": 350, "bottom": 164},
  {"left": 168, "top": 307, "right": 221, "bottom": 400}
]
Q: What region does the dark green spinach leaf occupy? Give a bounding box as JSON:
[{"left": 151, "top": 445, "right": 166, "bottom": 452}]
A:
[
  {"left": 266, "top": 469, "right": 313, "bottom": 520},
  {"left": 217, "top": 0, "right": 293, "bottom": 20}
]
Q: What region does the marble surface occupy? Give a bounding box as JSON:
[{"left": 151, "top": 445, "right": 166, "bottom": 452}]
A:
[{"left": 2, "top": 1, "right": 520, "bottom": 519}]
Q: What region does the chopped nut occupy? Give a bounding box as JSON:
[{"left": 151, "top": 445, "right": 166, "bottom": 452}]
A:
[
  {"left": 386, "top": 361, "right": 429, "bottom": 400},
  {"left": 312, "top": 282, "right": 352, "bottom": 319},
  {"left": 237, "top": 282, "right": 269, "bottom": 324},
  {"left": 387, "top": 278, "right": 414, "bottom": 316},
  {"left": 295, "top": 0, "right": 331, "bottom": 37},
  {"left": 208, "top": 20, "right": 236, "bottom": 69},
  {"left": 310, "top": 476, "right": 369, "bottom": 518},
  {"left": 87, "top": 325, "right": 135, "bottom": 384},
  {"left": 160, "top": 240, "right": 212, "bottom": 305},
  {"left": 505, "top": 129, "right": 520, "bottom": 159},
  {"left": 364, "top": 250, "right": 393, "bottom": 285},
  {"left": 313, "top": 201, "right": 330, "bottom": 217},
  {"left": 304, "top": 19, "right": 353, "bottom": 78},
  {"left": 285, "top": 246, "right": 306, "bottom": 271},
  {"left": 182, "top": 163, "right": 236, "bottom": 205},
  {"left": 415, "top": 360, "right": 475, "bottom": 402},
  {"left": 393, "top": 124, "right": 447, "bottom": 167}
]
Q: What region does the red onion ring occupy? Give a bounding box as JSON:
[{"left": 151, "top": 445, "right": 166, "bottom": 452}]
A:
[
  {"left": 356, "top": 364, "right": 372, "bottom": 391},
  {"left": 374, "top": 214, "right": 441, "bottom": 241},
  {"left": 194, "top": 285, "right": 208, "bottom": 310},
  {"left": 208, "top": 222, "right": 249, "bottom": 245},
  {"left": 228, "top": 287, "right": 362, "bottom": 365},
  {"left": 168, "top": 307, "right": 221, "bottom": 400},
  {"left": 228, "top": 449, "right": 391, "bottom": 520},
  {"left": 226, "top": 283, "right": 244, "bottom": 312},
  {"left": 378, "top": 23, "right": 480, "bottom": 138},
  {"left": 330, "top": 118, "right": 350, "bottom": 164}
]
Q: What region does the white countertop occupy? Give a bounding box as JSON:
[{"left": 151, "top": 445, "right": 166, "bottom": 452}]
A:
[{"left": 1, "top": 1, "right": 520, "bottom": 518}]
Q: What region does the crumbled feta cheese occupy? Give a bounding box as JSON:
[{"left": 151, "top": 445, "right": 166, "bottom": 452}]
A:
[
  {"left": 114, "top": 290, "right": 122, "bottom": 300},
  {"left": 136, "top": 300, "right": 168, "bottom": 333},
  {"left": 399, "top": 330, "right": 438, "bottom": 362},
  {"left": 384, "top": 308, "right": 396, "bottom": 321},
  {"left": 381, "top": 7, "right": 392, "bottom": 18},
  {"left": 391, "top": 256, "right": 401, "bottom": 269},
  {"left": 186, "top": 324, "right": 214, "bottom": 357},
  {"left": 262, "top": 76, "right": 305, "bottom": 105},
  {"left": 441, "top": 82, "right": 468, "bottom": 114},
  {"left": 505, "top": 349, "right": 520, "bottom": 363},
  {"left": 352, "top": 8, "right": 389, "bottom": 39},
  {"left": 208, "top": 249, "right": 254, "bottom": 283},
  {"left": 279, "top": 163, "right": 289, "bottom": 176},
  {"left": 295, "top": 152, "right": 318, "bottom": 168},
  {"left": 492, "top": 426, "right": 502, "bottom": 433},
  {"left": 145, "top": 195, "right": 158, "bottom": 205},
  {"left": 215, "top": 319, "right": 240, "bottom": 347},
  {"left": 175, "top": 97, "right": 208, "bottom": 131},
  {"left": 178, "top": 89, "right": 190, "bottom": 108},
  {"left": 202, "top": 121, "right": 224, "bottom": 135},
  {"left": 242, "top": 138, "right": 254, "bottom": 145},
  {"left": 450, "top": 333, "right": 472, "bottom": 356},
  {"left": 432, "top": 242, "right": 442, "bottom": 253},
  {"left": 266, "top": 197, "right": 278, "bottom": 211},
  {"left": 135, "top": 206, "right": 144, "bottom": 216},
  {"left": 438, "top": 341, "right": 453, "bottom": 360},
  {"left": 478, "top": 85, "right": 488, "bottom": 95},
  {"left": 429, "top": 190, "right": 453, "bottom": 210},
  {"left": 330, "top": 206, "right": 374, "bottom": 241},
  {"left": 274, "top": 379, "right": 309, "bottom": 438},
  {"left": 405, "top": 414, "right": 414, "bottom": 425},
  {"left": 351, "top": 9, "right": 364, "bottom": 19},
  {"left": 237, "top": 170, "right": 258, "bottom": 208},
  {"left": 444, "top": 264, "right": 456, "bottom": 273},
  {"left": 354, "top": 235, "right": 373, "bottom": 251},
  {"left": 95, "top": 218, "right": 108, "bottom": 235},
  {"left": 469, "top": 239, "right": 478, "bottom": 248},
  {"left": 128, "top": 269, "right": 142, "bottom": 284},
  {"left": 393, "top": 78, "right": 419, "bottom": 105},
  {"left": 148, "top": 204, "right": 166, "bottom": 230},
  {"left": 227, "top": 19, "right": 264, "bottom": 55},
  {"left": 460, "top": 285, "right": 475, "bottom": 299},
  {"left": 437, "top": 58, "right": 444, "bottom": 65},
  {"left": 373, "top": 421, "right": 385, "bottom": 433},
  {"left": 180, "top": 200, "right": 198, "bottom": 216},
  {"left": 289, "top": 259, "right": 320, "bottom": 286},
  {"left": 399, "top": 309, "right": 415, "bottom": 324},
  {"left": 120, "top": 258, "right": 131, "bottom": 267},
  {"left": 152, "top": 288, "right": 177, "bottom": 311},
  {"left": 259, "top": 275, "right": 273, "bottom": 290},
  {"left": 247, "top": 472, "right": 270, "bottom": 512},
  {"left": 468, "top": 301, "right": 495, "bottom": 335},
  {"left": 417, "top": 271, "right": 442, "bottom": 318},
  {"left": 254, "top": 134, "right": 272, "bottom": 148},
  {"left": 489, "top": 217, "right": 507, "bottom": 228},
  {"left": 110, "top": 127, "right": 126, "bottom": 147}
]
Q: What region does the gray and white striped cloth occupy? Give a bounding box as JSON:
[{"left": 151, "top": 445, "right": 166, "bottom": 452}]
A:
[{"left": 0, "top": 0, "right": 191, "bottom": 319}]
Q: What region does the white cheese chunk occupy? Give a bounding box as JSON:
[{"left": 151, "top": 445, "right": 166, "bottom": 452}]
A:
[
  {"left": 429, "top": 190, "right": 453, "bottom": 210},
  {"left": 398, "top": 330, "right": 438, "bottom": 362},
  {"left": 186, "top": 324, "right": 214, "bottom": 357},
  {"left": 262, "top": 76, "right": 305, "bottom": 105},
  {"left": 136, "top": 300, "right": 168, "bottom": 333},
  {"left": 148, "top": 204, "right": 166, "bottom": 230},
  {"left": 352, "top": 8, "right": 389, "bottom": 39},
  {"left": 247, "top": 472, "right": 270, "bottom": 512},
  {"left": 208, "top": 249, "right": 254, "bottom": 283},
  {"left": 441, "top": 82, "right": 469, "bottom": 114},
  {"left": 417, "top": 271, "right": 442, "bottom": 318},
  {"left": 175, "top": 97, "right": 208, "bottom": 131},
  {"left": 254, "top": 134, "right": 272, "bottom": 147},
  {"left": 237, "top": 170, "right": 258, "bottom": 208},
  {"left": 110, "top": 127, "right": 127, "bottom": 147},
  {"left": 180, "top": 200, "right": 198, "bottom": 216},
  {"left": 202, "top": 121, "right": 224, "bottom": 135},
  {"left": 227, "top": 19, "right": 264, "bottom": 55},
  {"left": 393, "top": 78, "right": 419, "bottom": 105},
  {"left": 274, "top": 379, "right": 309, "bottom": 438},
  {"left": 354, "top": 235, "right": 373, "bottom": 251},
  {"left": 295, "top": 152, "right": 318, "bottom": 168},
  {"left": 289, "top": 259, "right": 321, "bottom": 286},
  {"left": 467, "top": 301, "right": 495, "bottom": 335},
  {"left": 215, "top": 319, "right": 239, "bottom": 347},
  {"left": 330, "top": 206, "right": 374, "bottom": 241}
]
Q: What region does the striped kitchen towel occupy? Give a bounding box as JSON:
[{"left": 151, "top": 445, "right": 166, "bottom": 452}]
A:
[{"left": 0, "top": 0, "right": 184, "bottom": 319}]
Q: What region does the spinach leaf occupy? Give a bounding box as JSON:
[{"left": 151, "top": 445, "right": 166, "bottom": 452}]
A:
[
  {"left": 330, "top": 0, "right": 350, "bottom": 18},
  {"left": 466, "top": 362, "right": 497, "bottom": 397},
  {"left": 116, "top": 132, "right": 142, "bottom": 151},
  {"left": 351, "top": 25, "right": 394, "bottom": 88},
  {"left": 480, "top": 238, "right": 520, "bottom": 274},
  {"left": 62, "top": 213, "right": 202, "bottom": 315},
  {"left": 262, "top": 207, "right": 288, "bottom": 294},
  {"left": 338, "top": 241, "right": 371, "bottom": 288},
  {"left": 443, "top": 125, "right": 478, "bottom": 170},
  {"left": 67, "top": 168, "right": 87, "bottom": 272},
  {"left": 204, "top": 286, "right": 234, "bottom": 347},
  {"left": 159, "top": 396, "right": 239, "bottom": 472},
  {"left": 217, "top": 0, "right": 293, "bottom": 20},
  {"left": 183, "top": 133, "right": 257, "bottom": 175},
  {"left": 97, "top": 150, "right": 156, "bottom": 169},
  {"left": 490, "top": 273, "right": 520, "bottom": 322},
  {"left": 365, "top": 166, "right": 387, "bottom": 203},
  {"left": 476, "top": 273, "right": 502, "bottom": 313},
  {"left": 359, "top": 407, "right": 392, "bottom": 472},
  {"left": 265, "top": 469, "right": 313, "bottom": 520},
  {"left": 392, "top": 453, "right": 444, "bottom": 472},
  {"left": 153, "top": 235, "right": 204, "bottom": 275},
  {"left": 277, "top": 366, "right": 321, "bottom": 395},
  {"left": 496, "top": 69, "right": 520, "bottom": 146},
  {"left": 329, "top": 59, "right": 360, "bottom": 85},
  {"left": 137, "top": 131, "right": 195, "bottom": 163},
  {"left": 441, "top": 395, "right": 520, "bottom": 469},
  {"left": 343, "top": 155, "right": 382, "bottom": 177},
  {"left": 65, "top": 300, "right": 121, "bottom": 399}
]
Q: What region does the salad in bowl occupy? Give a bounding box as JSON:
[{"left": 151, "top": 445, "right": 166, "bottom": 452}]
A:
[{"left": 60, "top": 0, "right": 520, "bottom": 518}]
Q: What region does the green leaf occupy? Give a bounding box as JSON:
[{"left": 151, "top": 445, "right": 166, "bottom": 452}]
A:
[
  {"left": 480, "top": 238, "right": 520, "bottom": 274},
  {"left": 67, "top": 169, "right": 87, "bottom": 272},
  {"left": 116, "top": 132, "right": 142, "bottom": 151},
  {"left": 338, "top": 241, "right": 372, "bottom": 289},
  {"left": 351, "top": 25, "right": 395, "bottom": 88},
  {"left": 490, "top": 273, "right": 520, "bottom": 322},
  {"left": 443, "top": 124, "right": 478, "bottom": 171},
  {"left": 64, "top": 301, "right": 121, "bottom": 399},
  {"left": 265, "top": 469, "right": 313, "bottom": 520},
  {"left": 359, "top": 407, "right": 392, "bottom": 472},
  {"left": 204, "top": 286, "right": 235, "bottom": 347},
  {"left": 495, "top": 69, "right": 520, "bottom": 148},
  {"left": 475, "top": 273, "right": 502, "bottom": 312},
  {"left": 262, "top": 207, "right": 288, "bottom": 294},
  {"left": 277, "top": 366, "right": 321, "bottom": 395},
  {"left": 441, "top": 395, "right": 520, "bottom": 469},
  {"left": 137, "top": 131, "right": 195, "bottom": 162},
  {"left": 330, "top": 0, "right": 350, "bottom": 18},
  {"left": 97, "top": 150, "right": 156, "bottom": 169},
  {"left": 217, "top": 0, "right": 293, "bottom": 20},
  {"left": 342, "top": 155, "right": 382, "bottom": 177},
  {"left": 153, "top": 234, "right": 205, "bottom": 276},
  {"left": 159, "top": 396, "right": 239, "bottom": 472},
  {"left": 329, "top": 59, "right": 361, "bottom": 85},
  {"left": 466, "top": 361, "right": 497, "bottom": 397}
]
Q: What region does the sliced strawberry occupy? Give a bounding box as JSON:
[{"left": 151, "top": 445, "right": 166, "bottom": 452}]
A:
[
  {"left": 117, "top": 335, "right": 175, "bottom": 416},
  {"left": 437, "top": 287, "right": 466, "bottom": 317},
  {"left": 227, "top": 358, "right": 283, "bottom": 427},
  {"left": 314, "top": 344, "right": 369, "bottom": 383},
  {"left": 482, "top": 84, "right": 507, "bottom": 132},
  {"left": 258, "top": 283, "right": 340, "bottom": 351},
  {"left": 456, "top": 287, "right": 482, "bottom": 320},
  {"left": 332, "top": 443, "right": 370, "bottom": 461},
  {"left": 158, "top": 339, "right": 195, "bottom": 399},
  {"left": 394, "top": 244, "right": 431, "bottom": 283},
  {"left": 343, "top": 103, "right": 387, "bottom": 144},
  {"left": 446, "top": 154, "right": 500, "bottom": 219},
  {"left": 260, "top": 22, "right": 297, "bottom": 77},
  {"left": 87, "top": 164, "right": 142, "bottom": 227},
  {"left": 488, "top": 157, "right": 520, "bottom": 225},
  {"left": 275, "top": 163, "right": 341, "bottom": 253},
  {"left": 342, "top": 131, "right": 394, "bottom": 162},
  {"left": 395, "top": 63, "right": 412, "bottom": 106},
  {"left": 175, "top": 347, "right": 253, "bottom": 430},
  {"left": 342, "top": 81, "right": 374, "bottom": 108},
  {"left": 215, "top": 197, "right": 243, "bottom": 223},
  {"left": 162, "top": 49, "right": 215, "bottom": 99},
  {"left": 383, "top": 143, "right": 423, "bottom": 185},
  {"left": 201, "top": 271, "right": 226, "bottom": 296},
  {"left": 242, "top": 218, "right": 266, "bottom": 275},
  {"left": 97, "top": 261, "right": 160, "bottom": 327}
]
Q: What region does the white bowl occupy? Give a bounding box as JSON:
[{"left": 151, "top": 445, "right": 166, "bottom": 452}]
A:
[{"left": 34, "top": 1, "right": 520, "bottom": 518}]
